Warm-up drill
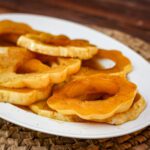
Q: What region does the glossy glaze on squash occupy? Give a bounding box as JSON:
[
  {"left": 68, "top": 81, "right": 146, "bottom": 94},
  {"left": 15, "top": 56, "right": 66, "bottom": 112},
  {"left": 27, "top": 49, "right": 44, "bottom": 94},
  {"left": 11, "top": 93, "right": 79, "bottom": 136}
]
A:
[
  {"left": 47, "top": 74, "right": 137, "bottom": 121},
  {"left": 83, "top": 49, "right": 132, "bottom": 76}
]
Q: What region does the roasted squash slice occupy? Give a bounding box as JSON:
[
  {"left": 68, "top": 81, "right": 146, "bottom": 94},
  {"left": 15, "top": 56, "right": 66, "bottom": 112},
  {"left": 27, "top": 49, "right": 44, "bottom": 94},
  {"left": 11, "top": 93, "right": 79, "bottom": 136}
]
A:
[
  {"left": 47, "top": 74, "right": 137, "bottom": 121},
  {"left": 83, "top": 50, "right": 132, "bottom": 76}
]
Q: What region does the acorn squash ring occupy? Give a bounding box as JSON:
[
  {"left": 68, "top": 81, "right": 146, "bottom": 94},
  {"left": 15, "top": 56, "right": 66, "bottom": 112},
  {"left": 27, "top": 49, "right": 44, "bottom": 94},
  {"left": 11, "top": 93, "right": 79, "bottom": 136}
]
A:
[
  {"left": 0, "top": 48, "right": 81, "bottom": 89},
  {"left": 47, "top": 74, "right": 137, "bottom": 121},
  {"left": 83, "top": 49, "right": 132, "bottom": 76}
]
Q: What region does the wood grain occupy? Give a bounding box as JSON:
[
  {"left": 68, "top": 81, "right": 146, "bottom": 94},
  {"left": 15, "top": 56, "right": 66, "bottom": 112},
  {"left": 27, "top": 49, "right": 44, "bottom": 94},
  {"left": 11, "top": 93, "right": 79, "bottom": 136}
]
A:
[{"left": 0, "top": 0, "right": 149, "bottom": 42}]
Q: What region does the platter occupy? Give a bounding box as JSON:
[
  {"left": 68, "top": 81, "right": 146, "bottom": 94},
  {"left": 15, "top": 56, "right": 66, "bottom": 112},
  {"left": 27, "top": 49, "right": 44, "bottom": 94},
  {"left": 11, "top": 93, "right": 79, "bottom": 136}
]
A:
[{"left": 0, "top": 13, "right": 149, "bottom": 139}]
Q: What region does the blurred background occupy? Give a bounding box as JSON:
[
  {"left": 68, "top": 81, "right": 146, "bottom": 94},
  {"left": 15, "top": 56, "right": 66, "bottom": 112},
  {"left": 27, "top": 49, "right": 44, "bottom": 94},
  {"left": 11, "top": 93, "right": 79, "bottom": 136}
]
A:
[{"left": 0, "top": 0, "right": 149, "bottom": 42}]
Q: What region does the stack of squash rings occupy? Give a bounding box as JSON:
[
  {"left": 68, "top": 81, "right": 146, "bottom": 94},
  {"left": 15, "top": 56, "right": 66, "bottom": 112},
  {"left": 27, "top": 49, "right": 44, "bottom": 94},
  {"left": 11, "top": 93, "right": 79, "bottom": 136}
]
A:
[{"left": 0, "top": 20, "right": 146, "bottom": 125}]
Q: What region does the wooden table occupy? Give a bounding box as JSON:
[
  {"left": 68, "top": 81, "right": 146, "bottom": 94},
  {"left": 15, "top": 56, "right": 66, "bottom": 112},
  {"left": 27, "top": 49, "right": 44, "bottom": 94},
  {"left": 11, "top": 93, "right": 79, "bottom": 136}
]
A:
[{"left": 0, "top": 0, "right": 149, "bottom": 42}]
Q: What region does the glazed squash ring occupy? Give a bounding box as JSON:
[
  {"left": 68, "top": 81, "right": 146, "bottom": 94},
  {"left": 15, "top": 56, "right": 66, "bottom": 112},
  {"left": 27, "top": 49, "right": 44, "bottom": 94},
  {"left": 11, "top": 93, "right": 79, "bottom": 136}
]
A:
[
  {"left": 47, "top": 74, "right": 137, "bottom": 121},
  {"left": 0, "top": 48, "right": 81, "bottom": 89},
  {"left": 17, "top": 33, "right": 98, "bottom": 60},
  {"left": 83, "top": 49, "right": 132, "bottom": 76}
]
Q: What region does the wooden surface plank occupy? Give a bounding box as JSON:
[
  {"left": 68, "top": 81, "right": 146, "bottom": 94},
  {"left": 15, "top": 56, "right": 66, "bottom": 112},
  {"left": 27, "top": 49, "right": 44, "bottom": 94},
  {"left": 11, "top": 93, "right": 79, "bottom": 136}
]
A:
[{"left": 0, "top": 0, "right": 149, "bottom": 42}]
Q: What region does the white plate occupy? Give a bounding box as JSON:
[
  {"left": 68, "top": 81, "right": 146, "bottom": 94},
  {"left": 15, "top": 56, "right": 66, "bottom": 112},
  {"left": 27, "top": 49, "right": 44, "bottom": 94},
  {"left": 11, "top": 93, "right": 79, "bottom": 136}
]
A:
[{"left": 0, "top": 13, "right": 150, "bottom": 139}]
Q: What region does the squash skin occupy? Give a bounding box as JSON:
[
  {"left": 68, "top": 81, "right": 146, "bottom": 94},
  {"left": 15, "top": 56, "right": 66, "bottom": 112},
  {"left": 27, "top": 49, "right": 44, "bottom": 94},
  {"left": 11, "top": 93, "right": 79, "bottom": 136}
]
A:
[{"left": 47, "top": 74, "right": 137, "bottom": 121}]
